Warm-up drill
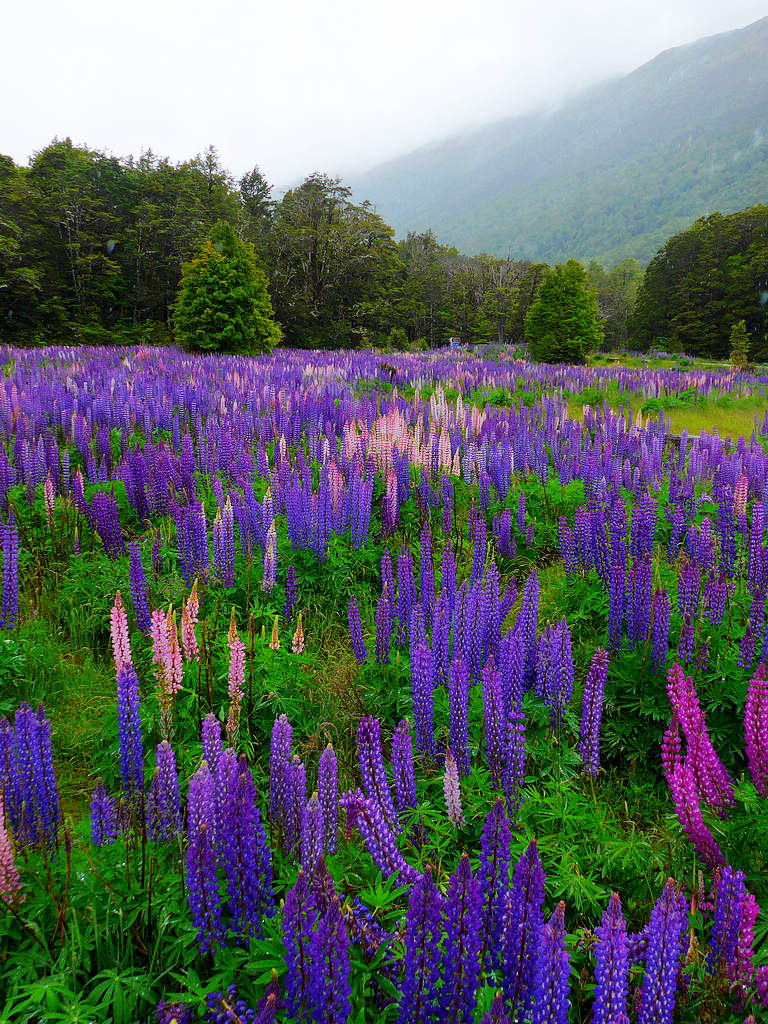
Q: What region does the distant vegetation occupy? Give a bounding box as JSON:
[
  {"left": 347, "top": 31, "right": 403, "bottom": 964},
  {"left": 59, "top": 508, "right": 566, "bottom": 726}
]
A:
[{"left": 1, "top": 140, "right": 767, "bottom": 361}]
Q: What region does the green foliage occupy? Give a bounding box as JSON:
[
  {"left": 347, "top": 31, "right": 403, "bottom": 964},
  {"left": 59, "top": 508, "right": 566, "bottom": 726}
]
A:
[
  {"left": 729, "top": 318, "right": 751, "bottom": 368},
  {"left": 524, "top": 260, "right": 604, "bottom": 363},
  {"left": 629, "top": 206, "right": 768, "bottom": 359},
  {"left": 173, "top": 222, "right": 280, "bottom": 355}
]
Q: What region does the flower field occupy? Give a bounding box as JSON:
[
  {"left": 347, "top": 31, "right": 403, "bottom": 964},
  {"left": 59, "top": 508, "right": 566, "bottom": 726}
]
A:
[{"left": 0, "top": 343, "right": 767, "bottom": 1023}]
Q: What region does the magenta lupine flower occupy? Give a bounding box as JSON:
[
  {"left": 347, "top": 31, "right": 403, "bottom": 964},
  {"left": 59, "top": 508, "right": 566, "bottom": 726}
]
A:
[
  {"left": 637, "top": 879, "right": 688, "bottom": 1024},
  {"left": 502, "top": 839, "right": 546, "bottom": 1015},
  {"left": 745, "top": 665, "right": 768, "bottom": 797},
  {"left": 201, "top": 713, "right": 222, "bottom": 772},
  {"left": 502, "top": 710, "right": 526, "bottom": 823},
  {"left": 110, "top": 591, "right": 132, "bottom": 675},
  {"left": 398, "top": 865, "right": 444, "bottom": 1024},
  {"left": 347, "top": 595, "right": 367, "bottom": 663},
  {"left": 340, "top": 789, "right": 420, "bottom": 885},
  {"left": 283, "top": 869, "right": 319, "bottom": 1020},
  {"left": 357, "top": 716, "right": 398, "bottom": 827},
  {"left": 727, "top": 890, "right": 760, "bottom": 995},
  {"left": 391, "top": 718, "right": 418, "bottom": 817},
  {"left": 117, "top": 664, "right": 143, "bottom": 798},
  {"left": 578, "top": 648, "right": 610, "bottom": 776},
  {"left": 666, "top": 754, "right": 724, "bottom": 867},
  {"left": 301, "top": 793, "right": 325, "bottom": 872},
  {"left": 411, "top": 642, "right": 436, "bottom": 760},
  {"left": 269, "top": 714, "right": 293, "bottom": 851},
  {"left": 185, "top": 762, "right": 223, "bottom": 954},
  {"left": 593, "top": 892, "right": 629, "bottom": 1024},
  {"left": 308, "top": 893, "right": 352, "bottom": 1024},
  {"left": 440, "top": 853, "right": 482, "bottom": 1022},
  {"left": 531, "top": 900, "right": 570, "bottom": 1024},
  {"left": 448, "top": 656, "right": 471, "bottom": 777},
  {"left": 147, "top": 741, "right": 181, "bottom": 840},
  {"left": 0, "top": 795, "right": 22, "bottom": 906},
  {"left": 482, "top": 659, "right": 506, "bottom": 784},
  {"left": 318, "top": 743, "right": 338, "bottom": 855},
  {"left": 481, "top": 993, "right": 511, "bottom": 1024},
  {"left": 443, "top": 748, "right": 465, "bottom": 827},
  {"left": 90, "top": 779, "right": 118, "bottom": 847},
  {"left": 478, "top": 798, "right": 512, "bottom": 972},
  {"left": 221, "top": 757, "right": 274, "bottom": 938},
  {"left": 128, "top": 541, "right": 152, "bottom": 633},
  {"left": 707, "top": 865, "right": 746, "bottom": 973}
]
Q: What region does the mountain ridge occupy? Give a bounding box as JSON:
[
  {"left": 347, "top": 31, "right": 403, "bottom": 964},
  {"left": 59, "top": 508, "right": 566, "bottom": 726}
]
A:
[{"left": 350, "top": 16, "right": 768, "bottom": 266}]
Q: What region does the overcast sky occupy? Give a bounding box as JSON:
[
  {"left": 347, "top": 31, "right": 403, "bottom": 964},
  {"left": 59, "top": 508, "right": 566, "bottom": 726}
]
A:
[{"left": 2, "top": 1, "right": 766, "bottom": 189}]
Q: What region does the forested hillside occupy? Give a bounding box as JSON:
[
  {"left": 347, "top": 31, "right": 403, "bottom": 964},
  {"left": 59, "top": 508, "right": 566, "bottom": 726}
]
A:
[{"left": 350, "top": 16, "right": 768, "bottom": 267}]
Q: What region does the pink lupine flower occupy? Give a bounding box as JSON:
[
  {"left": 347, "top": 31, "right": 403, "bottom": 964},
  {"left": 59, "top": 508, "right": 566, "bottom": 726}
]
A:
[
  {"left": 444, "top": 748, "right": 465, "bottom": 827},
  {"left": 44, "top": 474, "right": 55, "bottom": 529},
  {"left": 110, "top": 591, "right": 132, "bottom": 674},
  {"left": 166, "top": 609, "right": 183, "bottom": 694},
  {"left": 734, "top": 474, "right": 749, "bottom": 515},
  {"left": 180, "top": 580, "right": 200, "bottom": 663},
  {"left": 269, "top": 615, "right": 280, "bottom": 652},
  {"left": 227, "top": 609, "right": 245, "bottom": 747},
  {"left": 0, "top": 796, "right": 22, "bottom": 907},
  {"left": 292, "top": 613, "right": 305, "bottom": 655}
]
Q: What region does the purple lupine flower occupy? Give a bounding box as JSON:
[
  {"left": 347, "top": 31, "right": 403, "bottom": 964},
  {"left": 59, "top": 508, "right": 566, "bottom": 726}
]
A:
[
  {"left": 1, "top": 702, "right": 61, "bottom": 849},
  {"left": 432, "top": 590, "right": 452, "bottom": 683},
  {"left": 578, "top": 649, "right": 610, "bottom": 776},
  {"left": 502, "top": 839, "right": 546, "bottom": 1015},
  {"left": 478, "top": 798, "right": 512, "bottom": 972},
  {"left": 375, "top": 588, "right": 393, "bottom": 665},
  {"left": 157, "top": 1000, "right": 194, "bottom": 1024},
  {"left": 221, "top": 756, "right": 274, "bottom": 938},
  {"left": 301, "top": 793, "right": 325, "bottom": 873},
  {"left": 481, "top": 993, "right": 511, "bottom": 1024},
  {"left": 283, "top": 870, "right": 319, "bottom": 1020},
  {"left": 340, "top": 789, "right": 420, "bottom": 885},
  {"left": 398, "top": 865, "right": 444, "bottom": 1024},
  {"left": 201, "top": 713, "right": 223, "bottom": 772},
  {"left": 677, "top": 614, "right": 695, "bottom": 664},
  {"left": 284, "top": 565, "right": 297, "bottom": 621},
  {"left": 593, "top": 892, "right": 629, "bottom": 1024},
  {"left": 147, "top": 740, "right": 181, "bottom": 840},
  {"left": 651, "top": 589, "right": 671, "bottom": 671},
  {"left": 708, "top": 865, "right": 746, "bottom": 973},
  {"left": 269, "top": 714, "right": 292, "bottom": 852},
  {"left": 607, "top": 556, "right": 626, "bottom": 654},
  {"left": 151, "top": 530, "right": 163, "bottom": 578},
  {"left": 482, "top": 659, "right": 506, "bottom": 784},
  {"left": 318, "top": 743, "right": 338, "bottom": 856},
  {"left": 128, "top": 541, "right": 151, "bottom": 633},
  {"left": 287, "top": 755, "right": 307, "bottom": 857},
  {"left": 531, "top": 900, "right": 570, "bottom": 1024},
  {"left": 502, "top": 710, "right": 526, "bottom": 823},
  {"left": 397, "top": 546, "right": 417, "bottom": 646},
  {"left": 348, "top": 596, "right": 367, "bottom": 664},
  {"left": 90, "top": 779, "right": 118, "bottom": 847},
  {"left": 116, "top": 664, "right": 143, "bottom": 798},
  {"left": 499, "top": 631, "right": 526, "bottom": 714},
  {"left": 309, "top": 892, "right": 351, "bottom": 1024},
  {"left": 391, "top": 718, "right": 418, "bottom": 817},
  {"left": 382, "top": 549, "right": 396, "bottom": 629},
  {"left": 440, "top": 853, "right": 482, "bottom": 1022},
  {"left": 448, "top": 656, "right": 471, "bottom": 777},
  {"left": 185, "top": 761, "right": 223, "bottom": 954},
  {"left": 515, "top": 570, "right": 540, "bottom": 689},
  {"left": 0, "top": 517, "right": 19, "bottom": 631},
  {"left": 411, "top": 643, "right": 436, "bottom": 760},
  {"left": 637, "top": 879, "right": 688, "bottom": 1024},
  {"left": 409, "top": 604, "right": 427, "bottom": 654},
  {"left": 517, "top": 491, "right": 526, "bottom": 534},
  {"left": 420, "top": 524, "right": 435, "bottom": 630},
  {"left": 357, "top": 716, "right": 398, "bottom": 827}
]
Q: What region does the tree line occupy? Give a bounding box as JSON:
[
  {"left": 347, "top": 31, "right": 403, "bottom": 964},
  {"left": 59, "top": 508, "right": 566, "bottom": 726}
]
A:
[
  {"left": 0, "top": 140, "right": 639, "bottom": 351},
  {"left": 1, "top": 139, "right": 766, "bottom": 359}
]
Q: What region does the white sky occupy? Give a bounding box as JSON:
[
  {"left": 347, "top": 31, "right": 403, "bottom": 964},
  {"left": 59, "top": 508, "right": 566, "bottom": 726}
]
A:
[{"left": 2, "top": 0, "right": 766, "bottom": 189}]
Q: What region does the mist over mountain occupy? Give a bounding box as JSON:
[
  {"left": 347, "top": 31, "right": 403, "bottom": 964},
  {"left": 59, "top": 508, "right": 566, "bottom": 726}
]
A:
[{"left": 350, "top": 16, "right": 768, "bottom": 267}]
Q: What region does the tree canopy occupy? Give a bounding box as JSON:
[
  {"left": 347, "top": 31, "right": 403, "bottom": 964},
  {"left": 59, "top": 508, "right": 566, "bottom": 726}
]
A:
[{"left": 524, "top": 260, "right": 604, "bottom": 363}]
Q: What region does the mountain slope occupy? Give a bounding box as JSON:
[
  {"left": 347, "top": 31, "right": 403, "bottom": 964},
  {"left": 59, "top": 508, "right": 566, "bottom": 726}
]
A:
[{"left": 350, "top": 17, "right": 768, "bottom": 266}]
